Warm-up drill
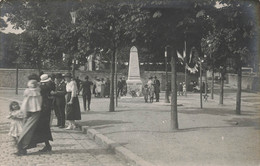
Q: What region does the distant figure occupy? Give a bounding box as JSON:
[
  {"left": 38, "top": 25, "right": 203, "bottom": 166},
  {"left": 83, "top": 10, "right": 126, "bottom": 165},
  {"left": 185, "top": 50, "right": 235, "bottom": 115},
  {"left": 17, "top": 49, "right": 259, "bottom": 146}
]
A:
[
  {"left": 178, "top": 82, "right": 183, "bottom": 95},
  {"left": 92, "top": 77, "right": 97, "bottom": 97},
  {"left": 143, "top": 84, "right": 149, "bottom": 103},
  {"left": 79, "top": 76, "right": 93, "bottom": 111},
  {"left": 95, "top": 78, "right": 102, "bottom": 97},
  {"left": 101, "top": 78, "right": 105, "bottom": 98},
  {"left": 104, "top": 78, "right": 110, "bottom": 98},
  {"left": 182, "top": 82, "right": 186, "bottom": 96},
  {"left": 49, "top": 74, "right": 56, "bottom": 127},
  {"left": 147, "top": 77, "right": 154, "bottom": 103},
  {"left": 122, "top": 76, "right": 127, "bottom": 96},
  {"left": 8, "top": 101, "right": 24, "bottom": 145},
  {"left": 153, "top": 76, "right": 160, "bottom": 102},
  {"left": 117, "top": 77, "right": 123, "bottom": 97},
  {"left": 75, "top": 76, "right": 81, "bottom": 94}
]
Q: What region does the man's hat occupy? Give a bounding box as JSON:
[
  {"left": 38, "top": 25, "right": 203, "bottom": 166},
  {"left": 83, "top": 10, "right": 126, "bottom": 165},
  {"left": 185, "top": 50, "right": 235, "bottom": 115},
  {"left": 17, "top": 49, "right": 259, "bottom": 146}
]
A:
[{"left": 40, "top": 74, "right": 51, "bottom": 83}]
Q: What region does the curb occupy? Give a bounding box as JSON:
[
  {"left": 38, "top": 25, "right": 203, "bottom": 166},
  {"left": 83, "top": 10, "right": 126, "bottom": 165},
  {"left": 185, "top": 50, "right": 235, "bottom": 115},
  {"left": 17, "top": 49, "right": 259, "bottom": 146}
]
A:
[{"left": 80, "top": 125, "right": 155, "bottom": 166}]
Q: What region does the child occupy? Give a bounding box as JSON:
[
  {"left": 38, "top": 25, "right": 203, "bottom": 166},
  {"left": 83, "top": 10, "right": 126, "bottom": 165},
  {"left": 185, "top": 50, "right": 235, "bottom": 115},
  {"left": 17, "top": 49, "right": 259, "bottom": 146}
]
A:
[
  {"left": 143, "top": 84, "right": 149, "bottom": 103},
  {"left": 21, "top": 79, "right": 42, "bottom": 115},
  {"left": 8, "top": 101, "right": 24, "bottom": 145}
]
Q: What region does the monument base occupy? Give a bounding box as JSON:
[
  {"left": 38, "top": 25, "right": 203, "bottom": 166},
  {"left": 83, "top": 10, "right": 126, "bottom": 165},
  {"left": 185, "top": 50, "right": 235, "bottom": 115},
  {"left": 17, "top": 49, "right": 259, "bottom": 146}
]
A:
[{"left": 126, "top": 79, "right": 143, "bottom": 97}]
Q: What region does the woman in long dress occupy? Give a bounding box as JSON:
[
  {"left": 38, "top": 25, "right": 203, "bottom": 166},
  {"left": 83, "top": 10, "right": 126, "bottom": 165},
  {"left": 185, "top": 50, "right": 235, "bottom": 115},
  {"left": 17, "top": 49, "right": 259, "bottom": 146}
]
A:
[
  {"left": 16, "top": 74, "right": 42, "bottom": 155},
  {"left": 64, "top": 73, "right": 81, "bottom": 130}
]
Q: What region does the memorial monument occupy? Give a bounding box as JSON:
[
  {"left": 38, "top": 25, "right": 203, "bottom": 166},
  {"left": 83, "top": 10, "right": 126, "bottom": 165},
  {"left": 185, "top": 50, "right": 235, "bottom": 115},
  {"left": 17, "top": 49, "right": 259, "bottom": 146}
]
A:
[{"left": 126, "top": 46, "right": 143, "bottom": 96}]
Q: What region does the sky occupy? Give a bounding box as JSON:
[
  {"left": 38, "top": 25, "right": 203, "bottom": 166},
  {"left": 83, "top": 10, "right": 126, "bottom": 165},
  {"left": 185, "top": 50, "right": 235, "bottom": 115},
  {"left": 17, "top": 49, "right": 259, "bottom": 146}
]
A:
[{"left": 0, "top": 16, "right": 24, "bottom": 34}]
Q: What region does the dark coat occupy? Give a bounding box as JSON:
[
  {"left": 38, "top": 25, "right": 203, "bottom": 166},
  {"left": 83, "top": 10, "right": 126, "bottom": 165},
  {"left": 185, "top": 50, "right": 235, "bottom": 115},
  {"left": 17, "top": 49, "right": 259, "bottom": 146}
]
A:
[
  {"left": 80, "top": 80, "right": 93, "bottom": 96},
  {"left": 33, "top": 81, "right": 53, "bottom": 143},
  {"left": 154, "top": 79, "right": 160, "bottom": 93},
  {"left": 53, "top": 81, "right": 66, "bottom": 106}
]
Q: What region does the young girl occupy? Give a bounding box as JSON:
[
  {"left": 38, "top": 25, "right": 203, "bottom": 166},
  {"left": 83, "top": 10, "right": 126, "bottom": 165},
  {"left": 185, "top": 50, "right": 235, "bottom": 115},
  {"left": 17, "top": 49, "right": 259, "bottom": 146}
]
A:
[{"left": 8, "top": 101, "right": 24, "bottom": 144}]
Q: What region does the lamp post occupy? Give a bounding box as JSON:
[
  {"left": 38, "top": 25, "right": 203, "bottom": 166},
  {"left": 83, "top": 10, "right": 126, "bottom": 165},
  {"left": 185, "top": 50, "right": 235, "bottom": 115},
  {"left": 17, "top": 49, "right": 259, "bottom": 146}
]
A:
[
  {"left": 199, "top": 58, "right": 203, "bottom": 109},
  {"left": 164, "top": 46, "right": 170, "bottom": 103},
  {"left": 70, "top": 11, "right": 77, "bottom": 79},
  {"left": 13, "top": 60, "right": 19, "bottom": 95}
]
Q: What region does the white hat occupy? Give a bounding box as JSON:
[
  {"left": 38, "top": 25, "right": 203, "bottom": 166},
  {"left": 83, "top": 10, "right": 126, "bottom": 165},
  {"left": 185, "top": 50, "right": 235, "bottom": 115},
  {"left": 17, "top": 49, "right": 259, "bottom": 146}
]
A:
[{"left": 40, "top": 74, "right": 51, "bottom": 83}]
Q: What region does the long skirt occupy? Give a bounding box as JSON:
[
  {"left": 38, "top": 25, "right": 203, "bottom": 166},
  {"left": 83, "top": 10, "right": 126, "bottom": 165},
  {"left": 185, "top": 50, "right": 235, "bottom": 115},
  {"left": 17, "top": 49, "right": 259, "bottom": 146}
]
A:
[
  {"left": 32, "top": 108, "right": 53, "bottom": 144},
  {"left": 17, "top": 111, "right": 41, "bottom": 150},
  {"left": 66, "top": 92, "right": 81, "bottom": 120}
]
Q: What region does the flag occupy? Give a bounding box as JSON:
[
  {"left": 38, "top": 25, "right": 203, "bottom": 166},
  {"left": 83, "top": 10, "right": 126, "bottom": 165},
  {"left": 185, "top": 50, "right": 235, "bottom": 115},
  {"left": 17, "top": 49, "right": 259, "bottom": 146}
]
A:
[
  {"left": 189, "top": 49, "right": 193, "bottom": 63},
  {"left": 176, "top": 51, "right": 184, "bottom": 65},
  {"left": 183, "top": 41, "right": 186, "bottom": 59}
]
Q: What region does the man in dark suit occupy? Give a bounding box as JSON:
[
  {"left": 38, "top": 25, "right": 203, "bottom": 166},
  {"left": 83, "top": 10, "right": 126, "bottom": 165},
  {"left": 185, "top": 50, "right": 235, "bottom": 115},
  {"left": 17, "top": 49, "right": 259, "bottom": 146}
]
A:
[
  {"left": 51, "top": 73, "right": 67, "bottom": 128},
  {"left": 154, "top": 76, "right": 160, "bottom": 102},
  {"left": 79, "top": 76, "right": 93, "bottom": 111}
]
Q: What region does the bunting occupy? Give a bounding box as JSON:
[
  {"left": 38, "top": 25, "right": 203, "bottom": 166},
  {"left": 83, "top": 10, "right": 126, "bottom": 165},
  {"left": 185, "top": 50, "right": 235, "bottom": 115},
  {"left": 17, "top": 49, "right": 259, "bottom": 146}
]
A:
[{"left": 176, "top": 43, "right": 199, "bottom": 73}]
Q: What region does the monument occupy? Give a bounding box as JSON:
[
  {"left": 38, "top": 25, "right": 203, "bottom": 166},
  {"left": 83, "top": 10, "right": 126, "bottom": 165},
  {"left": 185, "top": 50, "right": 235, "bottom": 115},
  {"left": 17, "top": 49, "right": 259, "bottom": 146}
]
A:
[{"left": 126, "top": 46, "right": 143, "bottom": 96}]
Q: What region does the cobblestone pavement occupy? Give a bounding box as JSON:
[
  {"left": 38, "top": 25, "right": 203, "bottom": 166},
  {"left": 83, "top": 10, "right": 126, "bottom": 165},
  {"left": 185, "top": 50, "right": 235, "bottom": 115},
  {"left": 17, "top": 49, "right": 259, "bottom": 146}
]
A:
[{"left": 0, "top": 98, "right": 126, "bottom": 166}]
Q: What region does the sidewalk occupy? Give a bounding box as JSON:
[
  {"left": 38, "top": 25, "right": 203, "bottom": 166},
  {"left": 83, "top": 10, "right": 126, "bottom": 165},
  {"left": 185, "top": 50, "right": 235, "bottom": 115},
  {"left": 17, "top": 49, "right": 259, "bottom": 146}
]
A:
[
  {"left": 0, "top": 97, "right": 126, "bottom": 166},
  {"left": 1, "top": 89, "right": 260, "bottom": 166}
]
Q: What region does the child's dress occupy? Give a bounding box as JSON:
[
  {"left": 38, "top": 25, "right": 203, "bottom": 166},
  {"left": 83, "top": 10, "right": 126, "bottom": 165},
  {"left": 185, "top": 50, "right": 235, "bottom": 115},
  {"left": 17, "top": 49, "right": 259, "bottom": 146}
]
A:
[
  {"left": 21, "top": 87, "right": 42, "bottom": 113},
  {"left": 8, "top": 110, "right": 24, "bottom": 138}
]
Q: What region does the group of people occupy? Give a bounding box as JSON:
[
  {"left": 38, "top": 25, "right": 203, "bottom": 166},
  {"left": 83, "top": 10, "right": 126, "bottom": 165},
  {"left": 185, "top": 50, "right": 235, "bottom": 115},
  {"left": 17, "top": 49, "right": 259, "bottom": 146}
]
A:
[
  {"left": 75, "top": 77, "right": 110, "bottom": 98},
  {"left": 178, "top": 82, "right": 187, "bottom": 96},
  {"left": 7, "top": 72, "right": 82, "bottom": 156},
  {"left": 143, "top": 76, "right": 160, "bottom": 103}
]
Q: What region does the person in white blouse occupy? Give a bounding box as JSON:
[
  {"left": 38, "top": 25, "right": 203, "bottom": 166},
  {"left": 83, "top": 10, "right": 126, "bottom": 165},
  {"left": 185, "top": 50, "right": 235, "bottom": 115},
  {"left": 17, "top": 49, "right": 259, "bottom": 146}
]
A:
[{"left": 64, "top": 73, "right": 81, "bottom": 130}]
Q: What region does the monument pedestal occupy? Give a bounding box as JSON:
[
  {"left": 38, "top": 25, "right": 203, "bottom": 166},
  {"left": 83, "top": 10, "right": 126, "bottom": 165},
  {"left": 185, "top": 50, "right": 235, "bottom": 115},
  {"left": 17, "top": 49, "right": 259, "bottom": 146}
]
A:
[
  {"left": 126, "top": 79, "right": 143, "bottom": 97},
  {"left": 127, "top": 46, "right": 143, "bottom": 97}
]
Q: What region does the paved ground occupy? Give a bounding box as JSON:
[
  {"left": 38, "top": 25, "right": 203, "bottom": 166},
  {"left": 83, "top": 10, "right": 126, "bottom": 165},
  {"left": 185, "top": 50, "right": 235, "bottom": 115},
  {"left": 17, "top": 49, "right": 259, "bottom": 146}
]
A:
[
  {"left": 0, "top": 97, "right": 126, "bottom": 166},
  {"left": 0, "top": 87, "right": 260, "bottom": 166}
]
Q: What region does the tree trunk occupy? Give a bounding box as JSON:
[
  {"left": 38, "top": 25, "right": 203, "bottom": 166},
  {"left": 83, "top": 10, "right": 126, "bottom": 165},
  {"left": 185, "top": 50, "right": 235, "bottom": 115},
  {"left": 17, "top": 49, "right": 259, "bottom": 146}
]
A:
[
  {"left": 219, "top": 72, "right": 224, "bottom": 105},
  {"left": 236, "top": 65, "right": 242, "bottom": 115},
  {"left": 16, "top": 63, "right": 19, "bottom": 95},
  {"left": 211, "top": 69, "right": 214, "bottom": 99},
  {"left": 165, "top": 47, "right": 170, "bottom": 103},
  {"left": 115, "top": 53, "right": 118, "bottom": 107},
  {"left": 109, "top": 49, "right": 116, "bottom": 112},
  {"left": 170, "top": 47, "right": 178, "bottom": 130},
  {"left": 200, "top": 60, "right": 203, "bottom": 109},
  {"left": 205, "top": 69, "right": 208, "bottom": 96}
]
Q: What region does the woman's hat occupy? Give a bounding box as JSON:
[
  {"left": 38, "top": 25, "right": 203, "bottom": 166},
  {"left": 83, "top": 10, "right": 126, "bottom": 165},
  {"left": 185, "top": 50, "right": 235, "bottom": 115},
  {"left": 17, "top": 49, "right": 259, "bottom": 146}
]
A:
[
  {"left": 28, "top": 73, "right": 40, "bottom": 81},
  {"left": 40, "top": 74, "right": 51, "bottom": 83},
  {"left": 64, "top": 73, "right": 72, "bottom": 78}
]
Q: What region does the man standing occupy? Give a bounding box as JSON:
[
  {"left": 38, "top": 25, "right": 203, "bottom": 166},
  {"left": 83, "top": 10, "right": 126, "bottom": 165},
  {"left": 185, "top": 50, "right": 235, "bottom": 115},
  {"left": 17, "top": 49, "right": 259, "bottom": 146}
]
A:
[
  {"left": 117, "top": 77, "right": 123, "bottom": 97},
  {"left": 154, "top": 76, "right": 160, "bottom": 102},
  {"left": 51, "top": 73, "right": 66, "bottom": 128},
  {"left": 79, "top": 76, "right": 93, "bottom": 111}
]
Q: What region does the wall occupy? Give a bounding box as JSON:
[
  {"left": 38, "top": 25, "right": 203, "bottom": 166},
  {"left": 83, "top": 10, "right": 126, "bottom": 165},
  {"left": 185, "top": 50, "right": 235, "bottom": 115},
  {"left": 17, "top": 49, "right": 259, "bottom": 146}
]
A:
[
  {"left": 227, "top": 73, "right": 259, "bottom": 91},
  {"left": 0, "top": 68, "right": 198, "bottom": 91},
  {"left": 0, "top": 68, "right": 122, "bottom": 88}
]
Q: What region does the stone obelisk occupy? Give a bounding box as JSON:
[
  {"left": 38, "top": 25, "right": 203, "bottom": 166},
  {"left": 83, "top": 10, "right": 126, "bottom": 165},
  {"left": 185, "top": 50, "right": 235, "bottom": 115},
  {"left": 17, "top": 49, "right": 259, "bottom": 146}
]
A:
[{"left": 126, "top": 46, "right": 143, "bottom": 96}]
